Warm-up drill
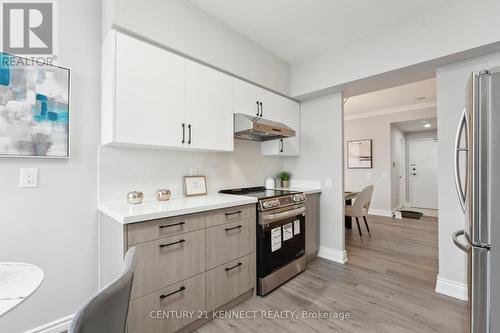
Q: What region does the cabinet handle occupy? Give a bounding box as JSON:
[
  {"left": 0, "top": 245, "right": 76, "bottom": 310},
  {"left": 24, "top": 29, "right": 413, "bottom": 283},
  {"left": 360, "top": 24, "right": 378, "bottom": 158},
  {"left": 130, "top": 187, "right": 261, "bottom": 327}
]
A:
[
  {"left": 181, "top": 123, "right": 185, "bottom": 144},
  {"left": 256, "top": 101, "right": 260, "bottom": 116},
  {"left": 159, "top": 221, "right": 185, "bottom": 229},
  {"left": 160, "top": 286, "right": 186, "bottom": 300},
  {"left": 225, "top": 225, "right": 242, "bottom": 231},
  {"left": 280, "top": 139, "right": 284, "bottom": 153},
  {"left": 188, "top": 124, "right": 192, "bottom": 144},
  {"left": 159, "top": 239, "right": 185, "bottom": 248},
  {"left": 225, "top": 210, "right": 242, "bottom": 216},
  {"left": 225, "top": 262, "right": 242, "bottom": 272},
  {"left": 259, "top": 102, "right": 263, "bottom": 117}
]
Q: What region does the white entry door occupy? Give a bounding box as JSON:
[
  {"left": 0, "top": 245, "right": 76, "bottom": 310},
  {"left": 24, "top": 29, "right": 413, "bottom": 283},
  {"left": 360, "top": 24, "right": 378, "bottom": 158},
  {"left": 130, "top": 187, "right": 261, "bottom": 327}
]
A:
[
  {"left": 397, "top": 136, "right": 406, "bottom": 206},
  {"left": 409, "top": 139, "right": 438, "bottom": 209}
]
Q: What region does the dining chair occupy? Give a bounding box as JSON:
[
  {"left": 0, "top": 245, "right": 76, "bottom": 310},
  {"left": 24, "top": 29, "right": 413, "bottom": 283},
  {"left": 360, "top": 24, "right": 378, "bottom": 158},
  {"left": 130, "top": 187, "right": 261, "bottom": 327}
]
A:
[
  {"left": 68, "top": 247, "right": 136, "bottom": 333},
  {"left": 345, "top": 185, "right": 374, "bottom": 237}
]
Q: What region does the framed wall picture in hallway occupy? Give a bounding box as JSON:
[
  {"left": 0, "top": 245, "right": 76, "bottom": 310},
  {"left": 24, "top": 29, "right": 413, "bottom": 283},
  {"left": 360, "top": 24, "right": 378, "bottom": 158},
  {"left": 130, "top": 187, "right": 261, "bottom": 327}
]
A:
[{"left": 348, "top": 139, "right": 372, "bottom": 169}]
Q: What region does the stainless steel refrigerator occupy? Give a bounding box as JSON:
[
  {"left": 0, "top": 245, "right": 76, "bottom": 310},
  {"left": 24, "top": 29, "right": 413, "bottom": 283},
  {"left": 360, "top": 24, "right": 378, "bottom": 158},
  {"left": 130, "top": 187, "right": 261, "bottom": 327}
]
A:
[{"left": 453, "top": 68, "right": 500, "bottom": 333}]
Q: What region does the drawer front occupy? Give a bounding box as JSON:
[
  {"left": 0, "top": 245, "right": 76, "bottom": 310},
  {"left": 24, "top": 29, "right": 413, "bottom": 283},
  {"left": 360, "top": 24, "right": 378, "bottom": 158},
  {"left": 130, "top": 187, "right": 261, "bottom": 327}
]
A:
[
  {"left": 131, "top": 229, "right": 205, "bottom": 299},
  {"left": 128, "top": 273, "right": 205, "bottom": 333},
  {"left": 128, "top": 213, "right": 205, "bottom": 245},
  {"left": 205, "top": 204, "right": 255, "bottom": 228},
  {"left": 205, "top": 218, "right": 255, "bottom": 270},
  {"left": 206, "top": 254, "right": 255, "bottom": 311}
]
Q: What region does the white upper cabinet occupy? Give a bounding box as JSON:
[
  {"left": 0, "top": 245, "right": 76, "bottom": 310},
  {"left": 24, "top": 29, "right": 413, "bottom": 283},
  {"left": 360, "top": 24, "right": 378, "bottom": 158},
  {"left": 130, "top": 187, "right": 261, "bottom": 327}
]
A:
[
  {"left": 113, "top": 32, "right": 186, "bottom": 148},
  {"left": 186, "top": 61, "right": 233, "bottom": 152},
  {"left": 102, "top": 31, "right": 234, "bottom": 152},
  {"left": 234, "top": 79, "right": 277, "bottom": 121},
  {"left": 261, "top": 96, "right": 300, "bottom": 156}
]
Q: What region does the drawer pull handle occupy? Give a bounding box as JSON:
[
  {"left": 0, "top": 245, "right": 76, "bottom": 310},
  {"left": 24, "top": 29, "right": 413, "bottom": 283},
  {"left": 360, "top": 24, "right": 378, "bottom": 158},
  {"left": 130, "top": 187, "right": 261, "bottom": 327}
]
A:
[
  {"left": 159, "top": 239, "right": 185, "bottom": 248},
  {"left": 225, "top": 262, "right": 242, "bottom": 272},
  {"left": 159, "top": 222, "right": 186, "bottom": 229},
  {"left": 225, "top": 225, "right": 242, "bottom": 232},
  {"left": 160, "top": 286, "right": 186, "bottom": 300},
  {"left": 225, "top": 210, "right": 242, "bottom": 216}
]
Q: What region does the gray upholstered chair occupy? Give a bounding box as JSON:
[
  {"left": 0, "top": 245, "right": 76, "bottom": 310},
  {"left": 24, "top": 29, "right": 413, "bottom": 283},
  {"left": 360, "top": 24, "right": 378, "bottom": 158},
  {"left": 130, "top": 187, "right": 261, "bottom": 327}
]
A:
[
  {"left": 68, "top": 247, "right": 136, "bottom": 333},
  {"left": 345, "top": 185, "right": 374, "bottom": 237}
]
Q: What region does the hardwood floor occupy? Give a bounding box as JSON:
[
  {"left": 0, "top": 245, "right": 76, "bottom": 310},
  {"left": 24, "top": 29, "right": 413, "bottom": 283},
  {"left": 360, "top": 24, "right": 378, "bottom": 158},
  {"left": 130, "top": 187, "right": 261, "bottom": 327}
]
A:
[{"left": 196, "top": 215, "right": 468, "bottom": 332}]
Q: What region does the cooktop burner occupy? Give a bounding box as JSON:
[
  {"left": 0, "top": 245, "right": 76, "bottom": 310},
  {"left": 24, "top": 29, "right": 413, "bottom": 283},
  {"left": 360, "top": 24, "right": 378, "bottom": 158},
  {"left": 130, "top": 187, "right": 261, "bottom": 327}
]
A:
[{"left": 219, "top": 186, "right": 299, "bottom": 199}]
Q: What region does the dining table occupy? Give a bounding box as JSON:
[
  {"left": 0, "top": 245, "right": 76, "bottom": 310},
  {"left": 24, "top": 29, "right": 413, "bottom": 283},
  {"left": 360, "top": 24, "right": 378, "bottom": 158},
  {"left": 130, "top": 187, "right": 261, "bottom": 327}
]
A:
[
  {"left": 345, "top": 191, "right": 359, "bottom": 229},
  {"left": 0, "top": 262, "right": 44, "bottom": 317}
]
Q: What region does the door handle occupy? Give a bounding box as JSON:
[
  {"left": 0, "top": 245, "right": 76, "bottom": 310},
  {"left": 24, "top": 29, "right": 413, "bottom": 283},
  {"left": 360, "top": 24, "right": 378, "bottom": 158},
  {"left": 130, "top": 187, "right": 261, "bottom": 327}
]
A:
[
  {"left": 256, "top": 101, "right": 260, "bottom": 116},
  {"left": 181, "top": 123, "right": 185, "bottom": 144},
  {"left": 280, "top": 139, "right": 284, "bottom": 153},
  {"left": 188, "top": 124, "right": 192, "bottom": 145},
  {"left": 452, "top": 230, "right": 470, "bottom": 253},
  {"left": 160, "top": 286, "right": 186, "bottom": 300},
  {"left": 259, "top": 102, "right": 263, "bottom": 117},
  {"left": 454, "top": 107, "right": 468, "bottom": 213}
]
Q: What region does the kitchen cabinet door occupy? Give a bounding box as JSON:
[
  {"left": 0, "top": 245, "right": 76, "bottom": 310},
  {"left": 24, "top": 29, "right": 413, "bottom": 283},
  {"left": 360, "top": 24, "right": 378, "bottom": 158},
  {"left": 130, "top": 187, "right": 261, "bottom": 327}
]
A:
[
  {"left": 114, "top": 33, "right": 186, "bottom": 148},
  {"left": 261, "top": 96, "right": 300, "bottom": 156},
  {"left": 186, "top": 61, "right": 234, "bottom": 151},
  {"left": 234, "top": 79, "right": 277, "bottom": 121},
  {"left": 305, "top": 193, "right": 320, "bottom": 260}
]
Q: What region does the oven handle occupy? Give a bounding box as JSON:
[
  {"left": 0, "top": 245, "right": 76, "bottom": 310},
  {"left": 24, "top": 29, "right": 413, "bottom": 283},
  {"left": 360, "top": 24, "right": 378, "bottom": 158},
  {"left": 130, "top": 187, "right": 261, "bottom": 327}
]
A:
[{"left": 263, "top": 207, "right": 306, "bottom": 221}]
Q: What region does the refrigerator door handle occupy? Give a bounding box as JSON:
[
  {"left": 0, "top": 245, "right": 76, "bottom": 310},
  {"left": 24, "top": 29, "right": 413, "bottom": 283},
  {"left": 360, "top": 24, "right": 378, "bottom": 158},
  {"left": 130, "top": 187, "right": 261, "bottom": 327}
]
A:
[
  {"left": 453, "top": 107, "right": 468, "bottom": 213},
  {"left": 452, "top": 229, "right": 470, "bottom": 253}
]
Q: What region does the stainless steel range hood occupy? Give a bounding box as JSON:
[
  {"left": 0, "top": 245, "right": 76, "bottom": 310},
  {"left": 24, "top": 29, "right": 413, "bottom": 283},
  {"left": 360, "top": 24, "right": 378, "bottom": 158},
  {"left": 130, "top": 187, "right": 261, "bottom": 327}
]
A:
[{"left": 234, "top": 113, "right": 296, "bottom": 142}]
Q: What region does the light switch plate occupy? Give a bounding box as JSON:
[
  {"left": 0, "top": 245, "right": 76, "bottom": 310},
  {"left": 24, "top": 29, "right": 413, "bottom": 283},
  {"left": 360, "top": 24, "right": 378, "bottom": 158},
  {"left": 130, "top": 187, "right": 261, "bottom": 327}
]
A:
[
  {"left": 325, "top": 178, "right": 333, "bottom": 188},
  {"left": 20, "top": 168, "right": 38, "bottom": 188}
]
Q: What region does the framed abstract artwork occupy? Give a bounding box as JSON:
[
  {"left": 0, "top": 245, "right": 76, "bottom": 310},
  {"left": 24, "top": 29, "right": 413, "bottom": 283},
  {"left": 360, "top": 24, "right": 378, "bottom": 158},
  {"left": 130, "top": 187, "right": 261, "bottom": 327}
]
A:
[
  {"left": 0, "top": 52, "right": 70, "bottom": 158},
  {"left": 348, "top": 139, "right": 372, "bottom": 169}
]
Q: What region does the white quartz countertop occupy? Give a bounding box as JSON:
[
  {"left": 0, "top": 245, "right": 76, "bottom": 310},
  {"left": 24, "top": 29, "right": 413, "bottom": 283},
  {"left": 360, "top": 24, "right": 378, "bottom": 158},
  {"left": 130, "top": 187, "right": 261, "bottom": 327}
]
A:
[
  {"left": 0, "top": 262, "right": 44, "bottom": 317},
  {"left": 99, "top": 193, "right": 258, "bottom": 224},
  {"left": 273, "top": 187, "right": 322, "bottom": 195}
]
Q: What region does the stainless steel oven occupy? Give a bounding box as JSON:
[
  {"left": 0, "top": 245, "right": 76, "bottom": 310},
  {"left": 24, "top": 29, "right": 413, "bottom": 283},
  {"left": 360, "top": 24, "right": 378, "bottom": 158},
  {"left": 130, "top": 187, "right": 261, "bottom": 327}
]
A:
[{"left": 256, "top": 196, "right": 306, "bottom": 296}]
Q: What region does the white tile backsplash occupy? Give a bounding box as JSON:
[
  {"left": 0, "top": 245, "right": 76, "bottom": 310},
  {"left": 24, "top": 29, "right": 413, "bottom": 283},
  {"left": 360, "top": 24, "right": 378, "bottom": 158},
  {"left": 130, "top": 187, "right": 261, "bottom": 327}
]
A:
[{"left": 99, "top": 140, "right": 283, "bottom": 203}]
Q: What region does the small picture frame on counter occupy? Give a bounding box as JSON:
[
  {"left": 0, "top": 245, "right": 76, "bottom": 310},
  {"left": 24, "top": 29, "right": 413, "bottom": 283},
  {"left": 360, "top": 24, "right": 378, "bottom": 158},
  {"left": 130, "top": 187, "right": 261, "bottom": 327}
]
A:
[{"left": 183, "top": 176, "right": 208, "bottom": 197}]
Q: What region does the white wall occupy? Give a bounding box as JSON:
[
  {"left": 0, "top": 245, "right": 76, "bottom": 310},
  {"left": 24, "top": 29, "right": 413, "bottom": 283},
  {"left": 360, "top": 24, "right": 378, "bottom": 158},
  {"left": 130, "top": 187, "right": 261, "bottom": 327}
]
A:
[
  {"left": 283, "top": 93, "right": 345, "bottom": 261},
  {"left": 436, "top": 51, "right": 500, "bottom": 298},
  {"left": 103, "top": 0, "right": 291, "bottom": 95},
  {"left": 390, "top": 125, "right": 405, "bottom": 209},
  {"left": 292, "top": 0, "right": 500, "bottom": 98},
  {"left": 344, "top": 108, "right": 436, "bottom": 213},
  {"left": 99, "top": 141, "right": 282, "bottom": 203},
  {"left": 0, "top": 0, "right": 101, "bottom": 332}
]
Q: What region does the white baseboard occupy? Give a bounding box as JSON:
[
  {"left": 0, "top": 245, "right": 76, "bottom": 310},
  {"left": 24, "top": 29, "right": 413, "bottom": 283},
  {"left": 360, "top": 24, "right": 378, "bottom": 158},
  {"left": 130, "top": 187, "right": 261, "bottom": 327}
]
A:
[
  {"left": 368, "top": 208, "right": 393, "bottom": 217},
  {"left": 24, "top": 314, "right": 74, "bottom": 333},
  {"left": 435, "top": 275, "right": 468, "bottom": 301},
  {"left": 318, "top": 246, "right": 348, "bottom": 264}
]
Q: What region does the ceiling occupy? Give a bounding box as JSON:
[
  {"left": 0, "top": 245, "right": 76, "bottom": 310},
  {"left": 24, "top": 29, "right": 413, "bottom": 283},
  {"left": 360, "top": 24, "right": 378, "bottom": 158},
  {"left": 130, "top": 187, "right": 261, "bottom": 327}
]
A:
[
  {"left": 393, "top": 117, "right": 437, "bottom": 133},
  {"left": 189, "top": 0, "right": 448, "bottom": 63},
  {"left": 344, "top": 78, "right": 436, "bottom": 115}
]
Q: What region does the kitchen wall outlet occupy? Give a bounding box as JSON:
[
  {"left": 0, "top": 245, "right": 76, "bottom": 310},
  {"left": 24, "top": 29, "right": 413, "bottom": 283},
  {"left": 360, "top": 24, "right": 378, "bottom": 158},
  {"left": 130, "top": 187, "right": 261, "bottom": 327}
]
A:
[
  {"left": 366, "top": 173, "right": 372, "bottom": 179},
  {"left": 325, "top": 178, "right": 333, "bottom": 188},
  {"left": 189, "top": 168, "right": 198, "bottom": 176},
  {"left": 381, "top": 173, "right": 388, "bottom": 179},
  {"left": 20, "top": 168, "right": 38, "bottom": 188}
]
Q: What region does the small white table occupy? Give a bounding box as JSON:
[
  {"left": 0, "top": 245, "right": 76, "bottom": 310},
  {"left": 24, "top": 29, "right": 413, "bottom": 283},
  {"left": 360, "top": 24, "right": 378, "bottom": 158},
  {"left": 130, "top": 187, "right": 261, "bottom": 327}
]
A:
[{"left": 0, "top": 262, "right": 44, "bottom": 316}]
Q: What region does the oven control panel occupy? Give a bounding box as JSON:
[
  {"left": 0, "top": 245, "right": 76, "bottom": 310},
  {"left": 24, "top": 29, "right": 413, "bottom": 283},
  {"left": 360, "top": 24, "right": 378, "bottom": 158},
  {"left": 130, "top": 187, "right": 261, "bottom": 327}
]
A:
[{"left": 260, "top": 193, "right": 306, "bottom": 211}]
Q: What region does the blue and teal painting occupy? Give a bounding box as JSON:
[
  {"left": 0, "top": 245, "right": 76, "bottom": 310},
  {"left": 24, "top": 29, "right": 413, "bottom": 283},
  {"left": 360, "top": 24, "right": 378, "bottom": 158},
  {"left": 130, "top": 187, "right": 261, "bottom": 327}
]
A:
[{"left": 0, "top": 53, "right": 70, "bottom": 157}]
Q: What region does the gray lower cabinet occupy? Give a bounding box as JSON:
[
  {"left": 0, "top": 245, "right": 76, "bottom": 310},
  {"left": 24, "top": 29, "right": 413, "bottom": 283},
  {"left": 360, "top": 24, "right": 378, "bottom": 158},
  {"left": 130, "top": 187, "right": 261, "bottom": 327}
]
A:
[
  {"left": 99, "top": 204, "right": 256, "bottom": 333},
  {"left": 305, "top": 193, "right": 320, "bottom": 260}
]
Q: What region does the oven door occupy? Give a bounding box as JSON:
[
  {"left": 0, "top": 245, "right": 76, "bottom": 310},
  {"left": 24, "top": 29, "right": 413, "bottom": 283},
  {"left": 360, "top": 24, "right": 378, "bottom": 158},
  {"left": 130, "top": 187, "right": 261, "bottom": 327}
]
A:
[{"left": 257, "top": 205, "right": 306, "bottom": 278}]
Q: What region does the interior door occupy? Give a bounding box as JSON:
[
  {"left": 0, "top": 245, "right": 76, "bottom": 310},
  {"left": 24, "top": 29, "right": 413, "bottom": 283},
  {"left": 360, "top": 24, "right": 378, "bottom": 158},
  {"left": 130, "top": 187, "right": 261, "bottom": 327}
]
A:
[
  {"left": 409, "top": 138, "right": 438, "bottom": 209},
  {"left": 115, "top": 33, "right": 186, "bottom": 147},
  {"left": 186, "top": 61, "right": 233, "bottom": 151}
]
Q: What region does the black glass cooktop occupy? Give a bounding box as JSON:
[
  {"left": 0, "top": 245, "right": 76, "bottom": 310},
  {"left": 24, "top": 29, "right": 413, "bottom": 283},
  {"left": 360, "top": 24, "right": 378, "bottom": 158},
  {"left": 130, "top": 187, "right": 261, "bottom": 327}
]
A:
[{"left": 219, "top": 186, "right": 299, "bottom": 199}]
